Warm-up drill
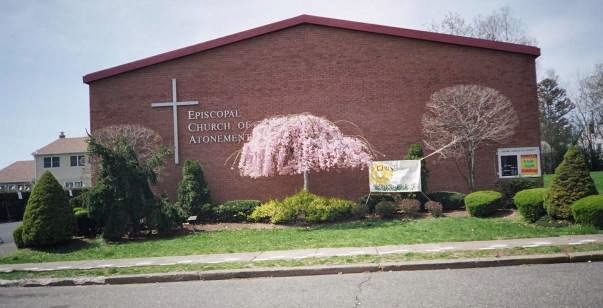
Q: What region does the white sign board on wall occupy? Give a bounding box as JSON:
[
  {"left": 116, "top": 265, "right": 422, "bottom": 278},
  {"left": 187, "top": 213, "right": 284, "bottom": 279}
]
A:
[
  {"left": 369, "top": 160, "right": 421, "bottom": 192},
  {"left": 497, "top": 147, "right": 541, "bottom": 178}
]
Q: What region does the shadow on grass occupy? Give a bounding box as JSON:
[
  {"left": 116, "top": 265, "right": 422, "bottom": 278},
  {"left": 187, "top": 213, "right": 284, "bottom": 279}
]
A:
[{"left": 28, "top": 238, "right": 96, "bottom": 254}]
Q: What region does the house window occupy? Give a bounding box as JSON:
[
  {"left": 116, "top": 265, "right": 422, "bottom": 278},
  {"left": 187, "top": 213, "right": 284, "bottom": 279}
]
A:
[
  {"left": 70, "top": 155, "right": 86, "bottom": 167},
  {"left": 74, "top": 181, "right": 83, "bottom": 188},
  {"left": 65, "top": 182, "right": 74, "bottom": 189},
  {"left": 44, "top": 156, "right": 60, "bottom": 168}
]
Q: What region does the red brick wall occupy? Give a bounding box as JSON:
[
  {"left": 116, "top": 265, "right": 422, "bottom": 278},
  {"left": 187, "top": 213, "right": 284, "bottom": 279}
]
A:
[{"left": 89, "top": 24, "right": 539, "bottom": 202}]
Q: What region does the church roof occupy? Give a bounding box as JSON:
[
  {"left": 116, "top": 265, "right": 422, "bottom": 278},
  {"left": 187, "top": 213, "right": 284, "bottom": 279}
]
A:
[
  {"left": 83, "top": 14, "right": 540, "bottom": 84},
  {"left": 32, "top": 137, "right": 88, "bottom": 156},
  {"left": 0, "top": 160, "right": 35, "bottom": 184}
]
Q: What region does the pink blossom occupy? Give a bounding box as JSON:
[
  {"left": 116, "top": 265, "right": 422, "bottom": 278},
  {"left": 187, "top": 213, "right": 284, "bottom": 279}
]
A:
[{"left": 238, "top": 113, "right": 374, "bottom": 178}]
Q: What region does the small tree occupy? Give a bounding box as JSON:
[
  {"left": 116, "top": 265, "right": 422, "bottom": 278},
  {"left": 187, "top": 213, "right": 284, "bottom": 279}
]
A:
[
  {"left": 237, "top": 113, "right": 374, "bottom": 191},
  {"left": 177, "top": 160, "right": 212, "bottom": 219},
  {"left": 404, "top": 143, "right": 429, "bottom": 193},
  {"left": 87, "top": 128, "right": 170, "bottom": 240},
  {"left": 20, "top": 171, "right": 75, "bottom": 247},
  {"left": 422, "top": 85, "right": 519, "bottom": 191},
  {"left": 546, "top": 146, "right": 597, "bottom": 220}
]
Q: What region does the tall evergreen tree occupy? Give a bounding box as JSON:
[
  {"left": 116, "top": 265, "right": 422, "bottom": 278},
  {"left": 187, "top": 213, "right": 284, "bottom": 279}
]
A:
[
  {"left": 538, "top": 75, "right": 574, "bottom": 173},
  {"left": 404, "top": 143, "right": 429, "bottom": 193},
  {"left": 177, "top": 160, "right": 212, "bottom": 219}
]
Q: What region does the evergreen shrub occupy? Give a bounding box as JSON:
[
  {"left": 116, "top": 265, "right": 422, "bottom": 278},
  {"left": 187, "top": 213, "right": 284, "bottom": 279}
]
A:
[
  {"left": 546, "top": 147, "right": 597, "bottom": 219},
  {"left": 465, "top": 191, "right": 502, "bottom": 217},
  {"left": 214, "top": 200, "right": 261, "bottom": 222},
  {"left": 20, "top": 171, "right": 75, "bottom": 247},
  {"left": 73, "top": 207, "right": 97, "bottom": 237},
  {"left": 427, "top": 191, "right": 465, "bottom": 210},
  {"left": 496, "top": 178, "right": 540, "bottom": 208},
  {"left": 152, "top": 197, "right": 186, "bottom": 234},
  {"left": 513, "top": 188, "right": 548, "bottom": 223},
  {"left": 177, "top": 160, "right": 212, "bottom": 220},
  {"left": 13, "top": 224, "right": 24, "bottom": 248},
  {"left": 375, "top": 200, "right": 397, "bottom": 219},
  {"left": 356, "top": 194, "right": 395, "bottom": 214},
  {"left": 571, "top": 195, "right": 603, "bottom": 228}
]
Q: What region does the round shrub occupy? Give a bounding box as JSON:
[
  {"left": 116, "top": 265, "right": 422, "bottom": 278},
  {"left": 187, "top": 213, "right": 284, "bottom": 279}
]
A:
[
  {"left": 398, "top": 199, "right": 421, "bottom": 218},
  {"left": 375, "top": 200, "right": 397, "bottom": 219},
  {"left": 546, "top": 146, "right": 597, "bottom": 219},
  {"left": 214, "top": 200, "right": 261, "bottom": 222},
  {"left": 357, "top": 194, "right": 395, "bottom": 214},
  {"left": 13, "top": 224, "right": 24, "bottom": 248},
  {"left": 306, "top": 198, "right": 355, "bottom": 223},
  {"left": 464, "top": 190, "right": 502, "bottom": 217},
  {"left": 21, "top": 171, "right": 75, "bottom": 247},
  {"left": 249, "top": 199, "right": 280, "bottom": 223},
  {"left": 425, "top": 201, "right": 443, "bottom": 217},
  {"left": 427, "top": 191, "right": 465, "bottom": 210},
  {"left": 571, "top": 195, "right": 603, "bottom": 228},
  {"left": 496, "top": 178, "right": 540, "bottom": 208},
  {"left": 513, "top": 188, "right": 547, "bottom": 223}
]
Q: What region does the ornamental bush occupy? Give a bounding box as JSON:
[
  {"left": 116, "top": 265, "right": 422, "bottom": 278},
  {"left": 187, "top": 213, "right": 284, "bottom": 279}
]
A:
[
  {"left": 249, "top": 191, "right": 357, "bottom": 224},
  {"left": 375, "top": 200, "right": 397, "bottom": 219},
  {"left": 177, "top": 160, "right": 212, "bottom": 220},
  {"left": 20, "top": 171, "right": 75, "bottom": 247},
  {"left": 427, "top": 191, "right": 465, "bottom": 210},
  {"left": 464, "top": 190, "right": 502, "bottom": 217},
  {"left": 513, "top": 188, "right": 548, "bottom": 223},
  {"left": 398, "top": 199, "right": 421, "bottom": 218},
  {"left": 425, "top": 201, "right": 444, "bottom": 217},
  {"left": 571, "top": 195, "right": 603, "bottom": 228},
  {"left": 214, "top": 200, "right": 261, "bottom": 222},
  {"left": 546, "top": 147, "right": 597, "bottom": 219},
  {"left": 496, "top": 178, "right": 540, "bottom": 208},
  {"left": 356, "top": 194, "right": 395, "bottom": 214},
  {"left": 151, "top": 197, "right": 186, "bottom": 234}
]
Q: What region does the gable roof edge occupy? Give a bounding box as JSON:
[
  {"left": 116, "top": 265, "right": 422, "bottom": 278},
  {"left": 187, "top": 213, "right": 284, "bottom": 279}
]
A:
[{"left": 83, "top": 14, "right": 540, "bottom": 84}]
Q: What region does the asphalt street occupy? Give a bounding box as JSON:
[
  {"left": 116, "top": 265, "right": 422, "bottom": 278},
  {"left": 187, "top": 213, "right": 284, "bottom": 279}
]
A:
[{"left": 2, "top": 262, "right": 602, "bottom": 307}]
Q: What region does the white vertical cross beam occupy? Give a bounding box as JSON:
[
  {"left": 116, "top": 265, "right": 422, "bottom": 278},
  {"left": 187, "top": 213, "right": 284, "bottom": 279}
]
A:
[{"left": 151, "top": 79, "right": 198, "bottom": 165}]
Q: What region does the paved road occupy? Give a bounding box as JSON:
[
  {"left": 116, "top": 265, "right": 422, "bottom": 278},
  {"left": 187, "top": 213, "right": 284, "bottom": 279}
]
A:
[{"left": 2, "top": 262, "right": 602, "bottom": 307}]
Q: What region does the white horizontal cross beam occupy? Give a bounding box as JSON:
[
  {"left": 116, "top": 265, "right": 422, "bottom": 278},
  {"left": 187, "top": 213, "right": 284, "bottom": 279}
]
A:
[{"left": 151, "top": 79, "right": 199, "bottom": 165}]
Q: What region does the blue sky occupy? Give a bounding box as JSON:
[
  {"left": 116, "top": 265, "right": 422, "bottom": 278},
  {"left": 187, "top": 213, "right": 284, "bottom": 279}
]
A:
[{"left": 1, "top": 0, "right": 602, "bottom": 169}]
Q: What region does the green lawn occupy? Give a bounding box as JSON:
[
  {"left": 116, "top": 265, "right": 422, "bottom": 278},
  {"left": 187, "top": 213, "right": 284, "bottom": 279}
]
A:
[
  {"left": 543, "top": 171, "right": 603, "bottom": 193},
  {"left": 1, "top": 217, "right": 599, "bottom": 264}
]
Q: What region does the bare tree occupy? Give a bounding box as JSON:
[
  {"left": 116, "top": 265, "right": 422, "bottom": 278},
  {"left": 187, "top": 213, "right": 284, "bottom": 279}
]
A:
[
  {"left": 91, "top": 124, "right": 168, "bottom": 173},
  {"left": 574, "top": 64, "right": 603, "bottom": 169},
  {"left": 422, "top": 85, "right": 519, "bottom": 191},
  {"left": 429, "top": 6, "right": 535, "bottom": 45}
]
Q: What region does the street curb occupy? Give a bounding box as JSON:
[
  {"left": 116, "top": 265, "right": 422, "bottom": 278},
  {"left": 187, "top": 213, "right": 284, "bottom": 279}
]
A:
[{"left": 2, "top": 251, "right": 602, "bottom": 288}]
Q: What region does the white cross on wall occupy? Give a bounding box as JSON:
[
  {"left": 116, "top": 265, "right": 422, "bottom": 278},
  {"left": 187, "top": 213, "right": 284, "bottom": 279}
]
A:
[{"left": 151, "top": 79, "right": 199, "bottom": 165}]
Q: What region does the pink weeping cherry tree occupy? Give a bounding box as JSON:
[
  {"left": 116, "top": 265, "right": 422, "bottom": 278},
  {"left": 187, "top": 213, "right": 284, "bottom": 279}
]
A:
[{"left": 237, "top": 113, "right": 375, "bottom": 191}]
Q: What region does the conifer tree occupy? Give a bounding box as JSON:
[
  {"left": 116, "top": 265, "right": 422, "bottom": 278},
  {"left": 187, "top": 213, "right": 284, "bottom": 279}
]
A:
[
  {"left": 546, "top": 146, "right": 598, "bottom": 219},
  {"left": 404, "top": 143, "right": 429, "bottom": 193},
  {"left": 20, "top": 171, "right": 75, "bottom": 247},
  {"left": 177, "top": 160, "right": 212, "bottom": 219}
]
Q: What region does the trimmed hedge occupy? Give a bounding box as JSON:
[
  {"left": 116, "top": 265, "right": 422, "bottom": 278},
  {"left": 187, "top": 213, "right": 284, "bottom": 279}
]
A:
[
  {"left": 464, "top": 191, "right": 502, "bottom": 217},
  {"left": 496, "top": 178, "right": 540, "bottom": 208},
  {"left": 513, "top": 188, "right": 548, "bottom": 222},
  {"left": 428, "top": 191, "right": 465, "bottom": 210},
  {"left": 214, "top": 200, "right": 261, "bottom": 222},
  {"left": 571, "top": 195, "right": 603, "bottom": 228}
]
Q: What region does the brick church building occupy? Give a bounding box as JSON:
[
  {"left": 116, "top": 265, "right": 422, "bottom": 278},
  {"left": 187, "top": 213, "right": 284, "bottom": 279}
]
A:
[{"left": 83, "top": 15, "right": 541, "bottom": 202}]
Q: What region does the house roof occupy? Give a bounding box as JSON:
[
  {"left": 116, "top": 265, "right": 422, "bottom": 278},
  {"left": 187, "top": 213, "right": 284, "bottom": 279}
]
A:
[
  {"left": 0, "top": 160, "right": 35, "bottom": 184},
  {"left": 32, "top": 137, "right": 88, "bottom": 156},
  {"left": 83, "top": 14, "right": 540, "bottom": 84}
]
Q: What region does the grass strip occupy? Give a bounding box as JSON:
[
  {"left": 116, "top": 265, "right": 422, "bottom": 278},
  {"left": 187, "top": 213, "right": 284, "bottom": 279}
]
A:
[
  {"left": 2, "top": 242, "right": 602, "bottom": 281},
  {"left": 2, "top": 217, "right": 600, "bottom": 264}
]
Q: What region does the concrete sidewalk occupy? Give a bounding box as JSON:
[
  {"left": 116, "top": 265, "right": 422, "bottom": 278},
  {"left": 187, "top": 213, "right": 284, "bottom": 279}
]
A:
[{"left": 1, "top": 234, "right": 601, "bottom": 273}]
